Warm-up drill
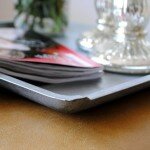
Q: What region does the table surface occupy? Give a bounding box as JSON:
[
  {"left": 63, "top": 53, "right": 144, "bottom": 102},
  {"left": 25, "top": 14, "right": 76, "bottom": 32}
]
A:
[{"left": 0, "top": 87, "right": 149, "bottom": 150}]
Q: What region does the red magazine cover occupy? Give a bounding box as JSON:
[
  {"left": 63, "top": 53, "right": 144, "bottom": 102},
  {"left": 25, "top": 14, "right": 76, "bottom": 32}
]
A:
[{"left": 0, "top": 29, "right": 100, "bottom": 68}]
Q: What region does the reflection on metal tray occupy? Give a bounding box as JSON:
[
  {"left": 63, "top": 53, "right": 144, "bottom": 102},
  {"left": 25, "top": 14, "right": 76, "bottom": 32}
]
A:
[{"left": 0, "top": 23, "right": 150, "bottom": 113}]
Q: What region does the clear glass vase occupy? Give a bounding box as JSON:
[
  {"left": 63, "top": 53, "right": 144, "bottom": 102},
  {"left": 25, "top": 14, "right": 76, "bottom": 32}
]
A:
[
  {"left": 78, "top": 0, "right": 150, "bottom": 74},
  {"left": 14, "top": 0, "right": 68, "bottom": 36}
]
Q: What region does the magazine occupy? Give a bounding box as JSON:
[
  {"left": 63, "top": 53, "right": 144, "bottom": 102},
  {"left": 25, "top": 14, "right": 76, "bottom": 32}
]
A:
[{"left": 0, "top": 28, "right": 103, "bottom": 83}]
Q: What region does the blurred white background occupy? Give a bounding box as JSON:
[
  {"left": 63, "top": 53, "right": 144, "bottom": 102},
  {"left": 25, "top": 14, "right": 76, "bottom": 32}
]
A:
[{"left": 0, "top": 0, "right": 97, "bottom": 25}]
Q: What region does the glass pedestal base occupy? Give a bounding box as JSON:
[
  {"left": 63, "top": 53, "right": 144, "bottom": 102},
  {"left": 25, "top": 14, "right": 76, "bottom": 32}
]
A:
[
  {"left": 92, "top": 56, "right": 150, "bottom": 74},
  {"left": 91, "top": 38, "right": 150, "bottom": 74}
]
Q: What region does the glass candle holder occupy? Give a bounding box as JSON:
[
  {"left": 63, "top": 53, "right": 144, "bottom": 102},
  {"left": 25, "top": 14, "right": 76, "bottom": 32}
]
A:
[
  {"left": 78, "top": 0, "right": 115, "bottom": 52},
  {"left": 78, "top": 0, "right": 150, "bottom": 74}
]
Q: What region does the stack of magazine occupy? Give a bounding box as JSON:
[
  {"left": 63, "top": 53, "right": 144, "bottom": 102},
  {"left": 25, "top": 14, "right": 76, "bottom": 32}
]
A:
[{"left": 0, "top": 28, "right": 103, "bottom": 84}]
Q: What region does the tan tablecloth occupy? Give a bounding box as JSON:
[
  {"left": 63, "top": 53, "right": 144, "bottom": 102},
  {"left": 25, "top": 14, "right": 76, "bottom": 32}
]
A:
[{"left": 0, "top": 88, "right": 150, "bottom": 150}]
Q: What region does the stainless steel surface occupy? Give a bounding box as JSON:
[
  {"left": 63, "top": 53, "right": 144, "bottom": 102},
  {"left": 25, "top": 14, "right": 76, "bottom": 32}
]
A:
[
  {"left": 0, "top": 72, "right": 149, "bottom": 113},
  {"left": 0, "top": 24, "right": 150, "bottom": 112}
]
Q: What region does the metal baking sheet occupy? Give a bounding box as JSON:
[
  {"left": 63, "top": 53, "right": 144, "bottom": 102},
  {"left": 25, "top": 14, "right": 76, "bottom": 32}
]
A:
[
  {"left": 0, "top": 23, "right": 150, "bottom": 113},
  {"left": 0, "top": 73, "right": 149, "bottom": 113}
]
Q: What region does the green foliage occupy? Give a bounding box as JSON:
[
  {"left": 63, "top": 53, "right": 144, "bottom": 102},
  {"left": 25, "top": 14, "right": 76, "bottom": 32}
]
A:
[{"left": 15, "top": 0, "right": 68, "bottom": 33}]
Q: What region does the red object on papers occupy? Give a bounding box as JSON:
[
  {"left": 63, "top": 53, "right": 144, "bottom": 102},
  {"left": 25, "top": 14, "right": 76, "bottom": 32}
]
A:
[{"left": 0, "top": 28, "right": 103, "bottom": 84}]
